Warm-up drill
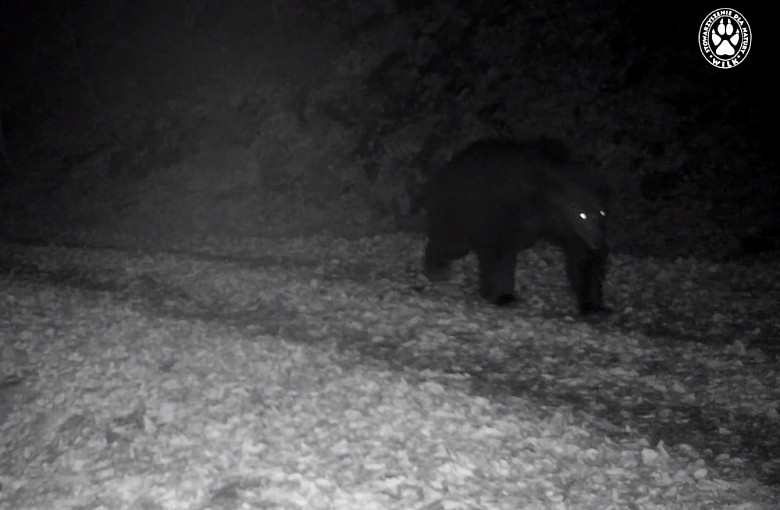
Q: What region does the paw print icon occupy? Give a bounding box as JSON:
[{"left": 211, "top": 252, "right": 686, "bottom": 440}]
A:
[
  {"left": 699, "top": 9, "right": 751, "bottom": 68},
  {"left": 712, "top": 18, "right": 740, "bottom": 56}
]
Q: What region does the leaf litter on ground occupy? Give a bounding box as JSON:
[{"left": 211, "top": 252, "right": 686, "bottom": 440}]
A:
[{"left": 0, "top": 235, "right": 778, "bottom": 509}]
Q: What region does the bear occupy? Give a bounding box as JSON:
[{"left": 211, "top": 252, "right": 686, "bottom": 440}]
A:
[{"left": 423, "top": 138, "right": 610, "bottom": 315}]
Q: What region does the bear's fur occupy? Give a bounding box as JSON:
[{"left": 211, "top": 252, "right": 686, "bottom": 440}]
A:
[{"left": 423, "top": 139, "right": 610, "bottom": 314}]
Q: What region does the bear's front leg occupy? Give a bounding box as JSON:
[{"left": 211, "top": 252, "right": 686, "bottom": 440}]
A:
[{"left": 563, "top": 244, "right": 611, "bottom": 315}]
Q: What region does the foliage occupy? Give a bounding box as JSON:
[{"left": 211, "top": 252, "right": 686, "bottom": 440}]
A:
[{"left": 0, "top": 0, "right": 773, "bottom": 258}]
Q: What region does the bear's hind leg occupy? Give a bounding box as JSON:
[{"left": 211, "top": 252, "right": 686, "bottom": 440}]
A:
[
  {"left": 424, "top": 239, "right": 468, "bottom": 282},
  {"left": 477, "top": 248, "right": 517, "bottom": 305}
]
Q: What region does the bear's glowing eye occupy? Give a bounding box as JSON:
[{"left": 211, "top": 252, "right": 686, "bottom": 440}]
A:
[
  {"left": 600, "top": 210, "right": 606, "bottom": 217},
  {"left": 579, "top": 212, "right": 588, "bottom": 220}
]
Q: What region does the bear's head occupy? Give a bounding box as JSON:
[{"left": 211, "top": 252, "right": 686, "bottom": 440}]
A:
[{"left": 548, "top": 180, "right": 608, "bottom": 251}]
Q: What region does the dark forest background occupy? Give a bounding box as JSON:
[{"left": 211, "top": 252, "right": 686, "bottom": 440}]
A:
[{"left": 0, "top": 0, "right": 775, "bottom": 259}]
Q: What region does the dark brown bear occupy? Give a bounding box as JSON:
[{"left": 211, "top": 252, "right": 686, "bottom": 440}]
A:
[{"left": 423, "top": 139, "right": 610, "bottom": 315}]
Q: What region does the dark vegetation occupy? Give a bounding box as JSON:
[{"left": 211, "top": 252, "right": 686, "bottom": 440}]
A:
[{"left": 0, "top": 0, "right": 776, "bottom": 258}]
